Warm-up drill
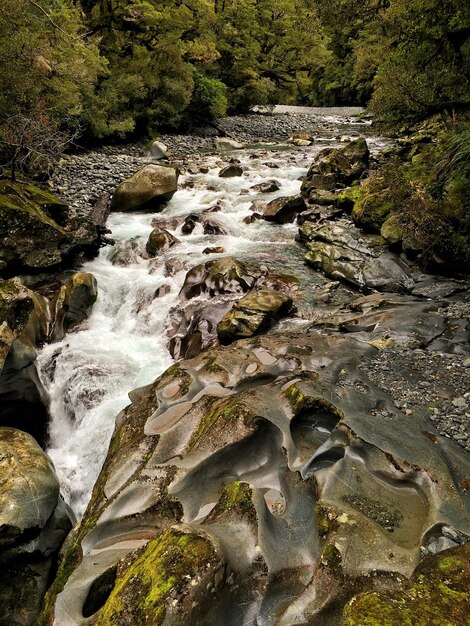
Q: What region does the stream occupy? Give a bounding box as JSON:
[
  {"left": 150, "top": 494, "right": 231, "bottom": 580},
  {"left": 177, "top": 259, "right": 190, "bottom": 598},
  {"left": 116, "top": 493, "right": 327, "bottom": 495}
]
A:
[{"left": 38, "top": 114, "right": 390, "bottom": 516}]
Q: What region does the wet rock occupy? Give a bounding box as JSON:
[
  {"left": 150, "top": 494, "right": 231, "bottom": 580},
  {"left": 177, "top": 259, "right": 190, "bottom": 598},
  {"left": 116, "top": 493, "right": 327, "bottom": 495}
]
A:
[
  {"left": 179, "top": 257, "right": 256, "bottom": 301},
  {"left": 203, "top": 218, "right": 227, "bottom": 235},
  {"left": 243, "top": 213, "right": 262, "bottom": 224},
  {"left": 52, "top": 272, "right": 98, "bottom": 341},
  {"left": 146, "top": 227, "right": 179, "bottom": 257},
  {"left": 301, "top": 138, "right": 369, "bottom": 200},
  {"left": 0, "top": 427, "right": 73, "bottom": 626},
  {"left": 110, "top": 164, "right": 179, "bottom": 212},
  {"left": 0, "top": 180, "right": 106, "bottom": 275},
  {"left": 203, "top": 247, "right": 225, "bottom": 255},
  {"left": 306, "top": 188, "right": 337, "bottom": 206},
  {"left": 299, "top": 220, "right": 414, "bottom": 293},
  {"left": 250, "top": 180, "right": 281, "bottom": 193},
  {"left": 262, "top": 195, "right": 306, "bottom": 224},
  {"left": 219, "top": 164, "right": 244, "bottom": 178},
  {"left": 217, "top": 288, "right": 293, "bottom": 344},
  {"left": 0, "top": 278, "right": 34, "bottom": 370},
  {"left": 39, "top": 332, "right": 470, "bottom": 626}
]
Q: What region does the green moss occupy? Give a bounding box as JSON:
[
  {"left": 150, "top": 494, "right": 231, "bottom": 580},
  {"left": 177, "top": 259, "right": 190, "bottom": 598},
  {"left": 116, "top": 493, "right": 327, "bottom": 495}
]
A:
[
  {"left": 320, "top": 544, "right": 343, "bottom": 579},
  {"left": 314, "top": 502, "right": 330, "bottom": 537},
  {"left": 98, "top": 528, "right": 220, "bottom": 625},
  {"left": 189, "top": 398, "right": 254, "bottom": 450},
  {"left": 351, "top": 181, "right": 394, "bottom": 232},
  {"left": 336, "top": 185, "right": 362, "bottom": 212},
  {"left": 0, "top": 180, "right": 66, "bottom": 233},
  {"left": 344, "top": 544, "right": 470, "bottom": 626},
  {"left": 202, "top": 356, "right": 226, "bottom": 374}
]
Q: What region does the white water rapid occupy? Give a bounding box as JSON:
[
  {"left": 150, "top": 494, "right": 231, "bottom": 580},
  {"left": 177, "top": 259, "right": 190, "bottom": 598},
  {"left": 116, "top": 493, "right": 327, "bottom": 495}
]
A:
[{"left": 37, "top": 149, "right": 309, "bottom": 516}]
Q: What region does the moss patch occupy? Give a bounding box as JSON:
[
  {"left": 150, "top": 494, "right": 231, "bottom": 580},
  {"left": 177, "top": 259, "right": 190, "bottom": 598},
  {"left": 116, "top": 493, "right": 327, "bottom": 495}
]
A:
[{"left": 97, "top": 527, "right": 222, "bottom": 625}]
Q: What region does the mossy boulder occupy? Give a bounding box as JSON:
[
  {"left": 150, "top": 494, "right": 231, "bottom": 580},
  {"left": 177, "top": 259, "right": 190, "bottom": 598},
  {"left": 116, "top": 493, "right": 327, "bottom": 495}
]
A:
[
  {"left": 381, "top": 214, "right": 404, "bottom": 246},
  {"left": 343, "top": 544, "right": 470, "bottom": 626},
  {"left": 0, "top": 427, "right": 74, "bottom": 626},
  {"left": 301, "top": 138, "right": 369, "bottom": 200},
  {"left": 51, "top": 272, "right": 98, "bottom": 341},
  {"left": 97, "top": 527, "right": 226, "bottom": 626},
  {"left": 0, "top": 277, "right": 34, "bottom": 370},
  {"left": 336, "top": 185, "right": 362, "bottom": 212},
  {"left": 351, "top": 179, "right": 393, "bottom": 232},
  {"left": 0, "top": 180, "right": 104, "bottom": 274},
  {"left": 217, "top": 287, "right": 293, "bottom": 344},
  {"left": 179, "top": 256, "right": 256, "bottom": 300},
  {"left": 111, "top": 164, "right": 179, "bottom": 212},
  {"left": 146, "top": 227, "right": 179, "bottom": 257}
]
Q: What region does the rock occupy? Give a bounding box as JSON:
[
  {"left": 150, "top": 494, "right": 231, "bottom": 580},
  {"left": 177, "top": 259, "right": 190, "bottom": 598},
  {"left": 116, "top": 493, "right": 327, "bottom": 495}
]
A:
[
  {"left": 203, "top": 219, "right": 227, "bottom": 235},
  {"left": 146, "top": 227, "right": 179, "bottom": 257},
  {"left": 0, "top": 180, "right": 105, "bottom": 274},
  {"left": 181, "top": 214, "right": 200, "bottom": 235},
  {"left": 250, "top": 180, "right": 281, "bottom": 193},
  {"left": 179, "top": 257, "right": 256, "bottom": 301},
  {"left": 301, "top": 138, "right": 369, "bottom": 200},
  {"left": 306, "top": 188, "right": 337, "bottom": 206},
  {"left": 110, "top": 164, "right": 179, "bottom": 212},
  {"left": 343, "top": 544, "right": 470, "bottom": 626},
  {"left": 215, "top": 137, "right": 244, "bottom": 151},
  {"left": 219, "top": 164, "right": 244, "bottom": 178},
  {"left": 0, "top": 427, "right": 73, "bottom": 626},
  {"left": 243, "top": 213, "right": 262, "bottom": 224},
  {"left": 0, "top": 278, "right": 34, "bottom": 371},
  {"left": 217, "top": 288, "right": 293, "bottom": 344},
  {"left": 39, "top": 332, "right": 470, "bottom": 625},
  {"left": 202, "top": 247, "right": 224, "bottom": 255},
  {"left": 262, "top": 195, "right": 306, "bottom": 224},
  {"left": 299, "top": 220, "right": 415, "bottom": 293},
  {"left": 52, "top": 272, "right": 98, "bottom": 341},
  {"left": 292, "top": 138, "right": 312, "bottom": 146},
  {"left": 380, "top": 213, "right": 404, "bottom": 245},
  {"left": 149, "top": 140, "right": 168, "bottom": 160},
  {"left": 351, "top": 178, "right": 393, "bottom": 232}
]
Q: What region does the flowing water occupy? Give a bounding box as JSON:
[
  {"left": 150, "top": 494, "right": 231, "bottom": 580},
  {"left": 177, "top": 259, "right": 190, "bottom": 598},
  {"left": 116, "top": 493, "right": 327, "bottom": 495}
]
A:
[{"left": 37, "top": 115, "right": 387, "bottom": 516}]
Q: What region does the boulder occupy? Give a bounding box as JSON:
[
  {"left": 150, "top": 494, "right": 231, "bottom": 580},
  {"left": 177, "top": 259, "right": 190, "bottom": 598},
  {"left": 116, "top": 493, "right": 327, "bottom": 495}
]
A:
[
  {"left": 0, "top": 180, "right": 105, "bottom": 274},
  {"left": 149, "top": 140, "right": 168, "bottom": 160},
  {"left": 351, "top": 179, "right": 393, "bottom": 231},
  {"left": 250, "top": 180, "right": 281, "bottom": 193},
  {"left": 179, "top": 257, "right": 256, "bottom": 301},
  {"left": 0, "top": 427, "right": 73, "bottom": 626},
  {"left": 0, "top": 278, "right": 34, "bottom": 371},
  {"left": 110, "top": 164, "right": 179, "bottom": 212},
  {"left": 217, "top": 288, "right": 293, "bottom": 344},
  {"left": 202, "top": 247, "right": 225, "bottom": 255},
  {"left": 219, "top": 164, "right": 244, "bottom": 178},
  {"left": 146, "top": 227, "right": 179, "bottom": 257},
  {"left": 299, "top": 220, "right": 415, "bottom": 293},
  {"left": 51, "top": 272, "right": 98, "bottom": 341},
  {"left": 262, "top": 195, "right": 306, "bottom": 224},
  {"left": 215, "top": 137, "right": 244, "bottom": 151},
  {"left": 301, "top": 138, "right": 369, "bottom": 200}
]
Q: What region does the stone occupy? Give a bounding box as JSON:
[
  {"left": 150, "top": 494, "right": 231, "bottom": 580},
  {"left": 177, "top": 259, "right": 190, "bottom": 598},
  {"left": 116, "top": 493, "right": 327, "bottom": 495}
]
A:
[
  {"left": 149, "top": 140, "right": 168, "bottom": 160},
  {"left": 215, "top": 137, "right": 244, "bottom": 151},
  {"left": 250, "top": 180, "right": 281, "bottom": 193},
  {"left": 262, "top": 195, "right": 306, "bottom": 224},
  {"left": 0, "top": 180, "right": 105, "bottom": 274},
  {"left": 110, "top": 164, "right": 179, "bottom": 212},
  {"left": 0, "top": 427, "right": 73, "bottom": 626},
  {"left": 217, "top": 288, "right": 293, "bottom": 343},
  {"left": 52, "top": 272, "right": 98, "bottom": 341},
  {"left": 202, "top": 247, "right": 225, "bottom": 255},
  {"left": 146, "top": 227, "right": 179, "bottom": 257},
  {"left": 380, "top": 213, "right": 404, "bottom": 245},
  {"left": 179, "top": 257, "right": 256, "bottom": 301},
  {"left": 351, "top": 179, "right": 393, "bottom": 232},
  {"left": 219, "top": 164, "right": 244, "bottom": 178}
]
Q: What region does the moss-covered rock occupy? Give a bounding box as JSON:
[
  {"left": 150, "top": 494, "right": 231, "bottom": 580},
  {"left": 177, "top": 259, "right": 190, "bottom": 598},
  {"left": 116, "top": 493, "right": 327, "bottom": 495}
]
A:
[
  {"left": 0, "top": 180, "right": 105, "bottom": 274},
  {"left": 343, "top": 544, "right": 470, "bottom": 626},
  {"left": 351, "top": 179, "right": 393, "bottom": 232},
  {"left": 380, "top": 213, "right": 404, "bottom": 245},
  {"left": 96, "top": 527, "right": 226, "bottom": 626},
  {"left": 217, "top": 287, "right": 293, "bottom": 344}
]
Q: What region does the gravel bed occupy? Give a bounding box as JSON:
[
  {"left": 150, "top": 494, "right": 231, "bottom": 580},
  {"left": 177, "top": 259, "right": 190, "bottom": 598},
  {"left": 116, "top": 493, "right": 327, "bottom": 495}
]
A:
[{"left": 359, "top": 347, "right": 470, "bottom": 450}]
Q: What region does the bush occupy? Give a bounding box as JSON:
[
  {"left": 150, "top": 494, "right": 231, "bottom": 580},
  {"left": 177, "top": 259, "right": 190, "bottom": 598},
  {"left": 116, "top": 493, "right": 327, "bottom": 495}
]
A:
[{"left": 185, "top": 69, "right": 228, "bottom": 125}]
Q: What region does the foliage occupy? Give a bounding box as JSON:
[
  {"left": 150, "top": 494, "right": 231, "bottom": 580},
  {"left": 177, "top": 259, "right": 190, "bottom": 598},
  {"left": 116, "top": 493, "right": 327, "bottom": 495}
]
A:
[{"left": 185, "top": 69, "right": 228, "bottom": 126}]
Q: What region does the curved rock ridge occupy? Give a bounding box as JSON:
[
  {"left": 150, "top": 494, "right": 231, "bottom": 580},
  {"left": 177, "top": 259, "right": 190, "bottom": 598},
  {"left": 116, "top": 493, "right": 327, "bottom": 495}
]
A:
[
  {"left": 39, "top": 332, "right": 470, "bottom": 625},
  {"left": 0, "top": 427, "right": 74, "bottom": 626}
]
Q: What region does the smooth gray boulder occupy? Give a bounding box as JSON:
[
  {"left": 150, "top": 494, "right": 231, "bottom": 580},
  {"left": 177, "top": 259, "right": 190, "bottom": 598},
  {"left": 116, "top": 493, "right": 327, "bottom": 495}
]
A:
[{"left": 111, "top": 164, "right": 179, "bottom": 212}]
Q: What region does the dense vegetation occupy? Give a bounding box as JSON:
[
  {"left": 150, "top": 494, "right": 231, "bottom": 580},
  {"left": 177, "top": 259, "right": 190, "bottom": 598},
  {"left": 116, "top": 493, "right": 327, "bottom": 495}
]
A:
[{"left": 0, "top": 0, "right": 469, "bottom": 267}]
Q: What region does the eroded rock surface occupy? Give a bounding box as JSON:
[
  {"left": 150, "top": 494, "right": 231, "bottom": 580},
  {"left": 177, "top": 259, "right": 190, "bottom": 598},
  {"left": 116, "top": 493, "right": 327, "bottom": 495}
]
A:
[{"left": 39, "top": 332, "right": 470, "bottom": 625}]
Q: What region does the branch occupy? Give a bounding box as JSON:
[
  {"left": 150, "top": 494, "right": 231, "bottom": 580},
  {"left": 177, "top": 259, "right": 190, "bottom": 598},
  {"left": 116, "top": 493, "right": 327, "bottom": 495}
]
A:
[{"left": 27, "top": 0, "right": 73, "bottom": 39}]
